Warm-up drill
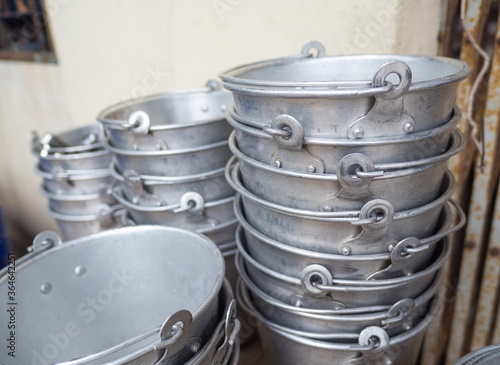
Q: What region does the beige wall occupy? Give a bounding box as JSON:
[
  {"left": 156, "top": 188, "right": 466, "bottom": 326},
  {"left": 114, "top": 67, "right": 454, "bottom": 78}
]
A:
[{"left": 0, "top": 0, "right": 440, "bottom": 253}]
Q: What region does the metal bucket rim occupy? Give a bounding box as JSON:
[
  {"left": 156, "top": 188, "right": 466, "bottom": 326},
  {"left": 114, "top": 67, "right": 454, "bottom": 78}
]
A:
[
  {"left": 112, "top": 185, "right": 235, "bottom": 212},
  {"left": 104, "top": 138, "right": 229, "bottom": 157},
  {"left": 35, "top": 147, "right": 110, "bottom": 161},
  {"left": 236, "top": 230, "right": 449, "bottom": 288},
  {"left": 197, "top": 218, "right": 239, "bottom": 234},
  {"left": 228, "top": 104, "right": 461, "bottom": 146},
  {"left": 455, "top": 344, "right": 500, "bottom": 365},
  {"left": 97, "top": 87, "right": 230, "bottom": 127},
  {"left": 110, "top": 161, "right": 227, "bottom": 184},
  {"left": 220, "top": 53, "right": 470, "bottom": 96},
  {"left": 237, "top": 275, "right": 440, "bottom": 351},
  {"left": 228, "top": 129, "right": 465, "bottom": 181},
  {"left": 32, "top": 124, "right": 105, "bottom": 155},
  {"left": 0, "top": 226, "right": 226, "bottom": 364},
  {"left": 234, "top": 196, "right": 451, "bottom": 262},
  {"left": 40, "top": 185, "right": 107, "bottom": 201},
  {"left": 237, "top": 251, "right": 443, "bottom": 318},
  {"left": 46, "top": 205, "right": 124, "bottom": 222},
  {"left": 35, "top": 164, "right": 111, "bottom": 180},
  {"left": 228, "top": 162, "right": 455, "bottom": 220}
]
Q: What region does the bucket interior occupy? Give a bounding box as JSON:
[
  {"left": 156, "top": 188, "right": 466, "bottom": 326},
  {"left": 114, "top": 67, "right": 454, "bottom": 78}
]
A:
[
  {"left": 230, "top": 56, "right": 465, "bottom": 85},
  {"left": 103, "top": 91, "right": 234, "bottom": 126},
  {"left": 0, "top": 227, "right": 224, "bottom": 363}
]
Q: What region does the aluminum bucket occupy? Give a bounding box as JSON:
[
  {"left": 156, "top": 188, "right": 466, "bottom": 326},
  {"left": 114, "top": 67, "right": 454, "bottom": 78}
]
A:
[
  {"left": 31, "top": 124, "right": 105, "bottom": 155},
  {"left": 455, "top": 344, "right": 500, "bottom": 365},
  {"left": 113, "top": 186, "right": 235, "bottom": 230},
  {"left": 236, "top": 198, "right": 464, "bottom": 280},
  {"left": 236, "top": 234, "right": 449, "bottom": 309},
  {"left": 229, "top": 167, "right": 455, "bottom": 255},
  {"left": 111, "top": 163, "right": 234, "bottom": 208},
  {"left": 0, "top": 226, "right": 229, "bottom": 365},
  {"left": 238, "top": 274, "right": 440, "bottom": 365},
  {"left": 238, "top": 262, "right": 442, "bottom": 337},
  {"left": 36, "top": 165, "right": 113, "bottom": 195},
  {"left": 199, "top": 219, "right": 238, "bottom": 246},
  {"left": 228, "top": 104, "right": 463, "bottom": 175},
  {"left": 36, "top": 147, "right": 111, "bottom": 172},
  {"left": 42, "top": 186, "right": 118, "bottom": 215},
  {"left": 219, "top": 41, "right": 470, "bottom": 139},
  {"left": 106, "top": 139, "right": 232, "bottom": 177},
  {"left": 228, "top": 132, "right": 460, "bottom": 211},
  {"left": 97, "top": 81, "right": 234, "bottom": 151},
  {"left": 47, "top": 206, "right": 133, "bottom": 240}
]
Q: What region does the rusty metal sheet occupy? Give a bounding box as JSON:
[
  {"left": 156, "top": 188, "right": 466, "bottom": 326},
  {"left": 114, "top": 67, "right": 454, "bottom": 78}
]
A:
[
  {"left": 445, "top": 0, "right": 493, "bottom": 363},
  {"left": 449, "top": 0, "right": 491, "bottom": 204},
  {"left": 439, "top": 0, "right": 460, "bottom": 57},
  {"left": 469, "top": 9, "right": 500, "bottom": 351},
  {"left": 471, "top": 181, "right": 500, "bottom": 350}
]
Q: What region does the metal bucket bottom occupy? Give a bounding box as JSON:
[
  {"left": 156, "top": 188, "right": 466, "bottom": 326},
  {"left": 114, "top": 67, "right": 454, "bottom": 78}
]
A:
[
  {"left": 0, "top": 226, "right": 226, "bottom": 364},
  {"left": 238, "top": 277, "right": 439, "bottom": 365}
]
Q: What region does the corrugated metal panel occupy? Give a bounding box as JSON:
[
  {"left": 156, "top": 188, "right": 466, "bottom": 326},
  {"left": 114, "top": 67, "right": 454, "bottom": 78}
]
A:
[
  {"left": 469, "top": 8, "right": 500, "bottom": 351},
  {"left": 445, "top": 0, "right": 493, "bottom": 362}
]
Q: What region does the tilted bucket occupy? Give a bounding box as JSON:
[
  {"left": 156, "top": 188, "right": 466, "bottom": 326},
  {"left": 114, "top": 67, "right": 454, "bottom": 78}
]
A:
[
  {"left": 0, "top": 226, "right": 228, "bottom": 364},
  {"left": 98, "top": 80, "right": 234, "bottom": 151},
  {"left": 219, "top": 41, "right": 469, "bottom": 139}
]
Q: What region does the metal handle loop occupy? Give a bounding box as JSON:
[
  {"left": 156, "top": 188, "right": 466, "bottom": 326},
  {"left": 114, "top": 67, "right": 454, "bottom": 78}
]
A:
[
  {"left": 300, "top": 40, "right": 326, "bottom": 57},
  {"left": 404, "top": 199, "right": 465, "bottom": 254}
]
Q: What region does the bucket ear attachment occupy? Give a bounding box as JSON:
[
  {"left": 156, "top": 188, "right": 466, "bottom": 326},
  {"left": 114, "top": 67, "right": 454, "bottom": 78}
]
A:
[
  {"left": 206, "top": 79, "right": 222, "bottom": 91},
  {"left": 155, "top": 310, "right": 193, "bottom": 364},
  {"left": 264, "top": 114, "right": 305, "bottom": 150},
  {"left": 29, "top": 231, "right": 63, "bottom": 253},
  {"left": 300, "top": 41, "right": 325, "bottom": 57},
  {"left": 128, "top": 110, "right": 151, "bottom": 135},
  {"left": 339, "top": 199, "right": 396, "bottom": 255},
  {"left": 213, "top": 299, "right": 241, "bottom": 365},
  {"left": 343, "top": 327, "right": 391, "bottom": 365},
  {"left": 348, "top": 61, "right": 415, "bottom": 139}
]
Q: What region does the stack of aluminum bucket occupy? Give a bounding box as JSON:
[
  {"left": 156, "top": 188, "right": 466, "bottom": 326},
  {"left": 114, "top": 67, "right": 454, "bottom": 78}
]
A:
[
  {"left": 0, "top": 226, "right": 240, "bottom": 364},
  {"left": 97, "top": 81, "right": 239, "bottom": 287},
  {"left": 221, "top": 41, "right": 470, "bottom": 364},
  {"left": 32, "top": 124, "right": 128, "bottom": 240}
]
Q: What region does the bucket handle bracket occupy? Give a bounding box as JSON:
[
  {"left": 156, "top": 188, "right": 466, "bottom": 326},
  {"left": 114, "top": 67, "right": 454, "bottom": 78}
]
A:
[{"left": 347, "top": 61, "right": 415, "bottom": 139}]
